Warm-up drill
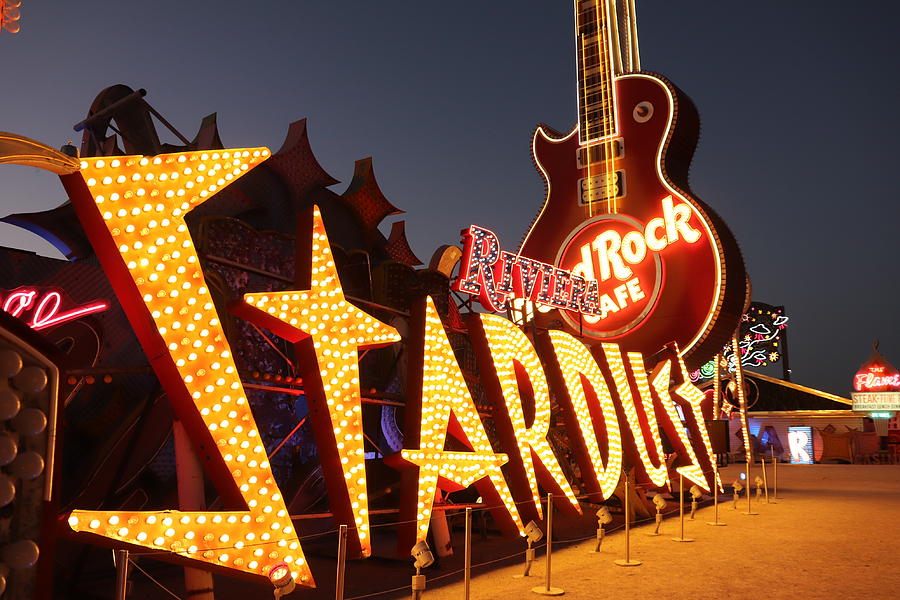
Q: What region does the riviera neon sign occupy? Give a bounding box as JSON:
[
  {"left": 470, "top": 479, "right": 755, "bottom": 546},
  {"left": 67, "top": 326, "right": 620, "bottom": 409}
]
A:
[
  {"left": 1, "top": 287, "right": 109, "bottom": 331},
  {"left": 453, "top": 195, "right": 701, "bottom": 320}
]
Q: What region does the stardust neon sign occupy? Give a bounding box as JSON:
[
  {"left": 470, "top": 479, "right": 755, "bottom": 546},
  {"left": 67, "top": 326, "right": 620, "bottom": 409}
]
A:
[
  {"left": 54, "top": 147, "right": 718, "bottom": 589},
  {"left": 0, "top": 287, "right": 108, "bottom": 331},
  {"left": 454, "top": 195, "right": 701, "bottom": 328}
]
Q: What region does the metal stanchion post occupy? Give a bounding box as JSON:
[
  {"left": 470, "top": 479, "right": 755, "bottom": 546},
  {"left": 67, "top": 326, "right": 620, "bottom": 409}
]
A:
[
  {"left": 671, "top": 473, "right": 694, "bottom": 542},
  {"left": 707, "top": 463, "right": 726, "bottom": 526},
  {"left": 771, "top": 446, "right": 780, "bottom": 499},
  {"left": 614, "top": 475, "right": 642, "bottom": 567},
  {"left": 761, "top": 458, "right": 770, "bottom": 504},
  {"left": 464, "top": 508, "right": 472, "bottom": 600},
  {"left": 743, "top": 461, "right": 758, "bottom": 516},
  {"left": 114, "top": 549, "right": 129, "bottom": 600},
  {"left": 532, "top": 494, "right": 564, "bottom": 595},
  {"left": 335, "top": 525, "right": 348, "bottom": 600}
]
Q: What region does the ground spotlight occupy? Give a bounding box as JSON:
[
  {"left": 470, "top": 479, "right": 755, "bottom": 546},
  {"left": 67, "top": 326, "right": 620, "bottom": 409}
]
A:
[
  {"left": 515, "top": 520, "right": 544, "bottom": 577},
  {"left": 593, "top": 505, "right": 614, "bottom": 551},
  {"left": 689, "top": 485, "right": 703, "bottom": 520},
  {"left": 267, "top": 561, "right": 296, "bottom": 598},
  {"left": 524, "top": 520, "right": 544, "bottom": 544},
  {"left": 731, "top": 479, "right": 743, "bottom": 509},
  {"left": 411, "top": 540, "right": 434, "bottom": 572},
  {"left": 411, "top": 541, "right": 434, "bottom": 599},
  {"left": 648, "top": 494, "right": 667, "bottom": 535}
]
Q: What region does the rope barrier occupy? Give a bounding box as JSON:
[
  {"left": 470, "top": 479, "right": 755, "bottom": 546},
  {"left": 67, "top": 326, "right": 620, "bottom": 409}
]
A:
[{"left": 128, "top": 558, "right": 185, "bottom": 600}]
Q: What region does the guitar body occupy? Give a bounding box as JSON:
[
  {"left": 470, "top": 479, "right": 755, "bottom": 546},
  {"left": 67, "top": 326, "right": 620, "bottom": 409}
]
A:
[{"left": 520, "top": 72, "right": 746, "bottom": 367}]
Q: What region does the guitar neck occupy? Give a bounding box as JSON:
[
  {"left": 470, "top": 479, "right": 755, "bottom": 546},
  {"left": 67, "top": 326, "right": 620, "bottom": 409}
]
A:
[{"left": 575, "top": 0, "right": 619, "bottom": 145}]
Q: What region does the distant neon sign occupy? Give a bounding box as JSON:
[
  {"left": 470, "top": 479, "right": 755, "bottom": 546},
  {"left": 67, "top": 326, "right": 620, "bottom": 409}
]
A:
[
  {"left": 854, "top": 367, "right": 900, "bottom": 392},
  {"left": 0, "top": 287, "right": 108, "bottom": 331},
  {"left": 788, "top": 426, "right": 813, "bottom": 464},
  {"left": 851, "top": 345, "right": 900, "bottom": 412}
]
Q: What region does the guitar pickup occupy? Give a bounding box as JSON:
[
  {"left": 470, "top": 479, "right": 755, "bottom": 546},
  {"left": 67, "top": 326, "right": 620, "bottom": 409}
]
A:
[
  {"left": 578, "top": 170, "right": 625, "bottom": 205},
  {"left": 577, "top": 138, "right": 624, "bottom": 168}
]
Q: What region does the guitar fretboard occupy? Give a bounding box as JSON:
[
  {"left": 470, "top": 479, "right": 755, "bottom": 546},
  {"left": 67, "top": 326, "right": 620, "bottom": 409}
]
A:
[{"left": 575, "top": 0, "right": 618, "bottom": 145}]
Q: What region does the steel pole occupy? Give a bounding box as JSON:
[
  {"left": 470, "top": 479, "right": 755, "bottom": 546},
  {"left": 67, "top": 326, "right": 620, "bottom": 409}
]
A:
[
  {"left": 772, "top": 446, "right": 779, "bottom": 498},
  {"left": 532, "top": 493, "right": 564, "bottom": 595},
  {"left": 335, "top": 525, "right": 348, "bottom": 600},
  {"left": 707, "top": 462, "right": 726, "bottom": 526},
  {"left": 672, "top": 473, "right": 694, "bottom": 542},
  {"left": 464, "top": 508, "right": 472, "bottom": 600},
  {"left": 114, "top": 549, "right": 129, "bottom": 600},
  {"left": 614, "top": 475, "right": 642, "bottom": 567}
]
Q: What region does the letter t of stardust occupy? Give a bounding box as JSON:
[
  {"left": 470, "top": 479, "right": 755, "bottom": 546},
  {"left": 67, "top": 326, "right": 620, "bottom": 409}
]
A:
[{"left": 236, "top": 206, "right": 401, "bottom": 557}]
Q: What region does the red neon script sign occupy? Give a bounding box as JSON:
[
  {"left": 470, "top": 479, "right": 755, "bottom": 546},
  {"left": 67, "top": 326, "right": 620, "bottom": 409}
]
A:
[
  {"left": 1, "top": 287, "right": 109, "bottom": 331},
  {"left": 454, "top": 196, "right": 701, "bottom": 333},
  {"left": 854, "top": 365, "right": 900, "bottom": 392}
]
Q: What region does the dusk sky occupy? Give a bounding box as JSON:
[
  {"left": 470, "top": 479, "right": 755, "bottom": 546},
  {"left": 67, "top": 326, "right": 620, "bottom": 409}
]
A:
[{"left": 1, "top": 1, "right": 898, "bottom": 397}]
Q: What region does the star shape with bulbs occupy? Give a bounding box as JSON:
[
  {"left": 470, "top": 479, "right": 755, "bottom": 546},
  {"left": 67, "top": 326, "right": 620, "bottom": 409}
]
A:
[
  {"left": 64, "top": 147, "right": 316, "bottom": 587},
  {"left": 238, "top": 205, "right": 401, "bottom": 557}
]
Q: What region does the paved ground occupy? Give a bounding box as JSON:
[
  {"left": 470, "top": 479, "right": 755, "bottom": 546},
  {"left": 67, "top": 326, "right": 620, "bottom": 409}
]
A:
[{"left": 419, "top": 464, "right": 900, "bottom": 600}]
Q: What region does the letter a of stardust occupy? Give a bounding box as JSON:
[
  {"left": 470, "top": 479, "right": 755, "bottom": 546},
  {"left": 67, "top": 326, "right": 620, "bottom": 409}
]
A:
[{"left": 402, "top": 297, "right": 525, "bottom": 541}]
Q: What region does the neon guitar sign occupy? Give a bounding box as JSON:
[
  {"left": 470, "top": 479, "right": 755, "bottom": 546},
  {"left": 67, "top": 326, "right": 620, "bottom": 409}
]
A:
[
  {"left": 1, "top": 287, "right": 109, "bottom": 331},
  {"left": 514, "top": 0, "right": 745, "bottom": 364}
]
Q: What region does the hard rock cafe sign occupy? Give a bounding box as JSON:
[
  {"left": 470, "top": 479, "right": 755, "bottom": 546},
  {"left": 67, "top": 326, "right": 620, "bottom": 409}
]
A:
[{"left": 455, "top": 194, "right": 705, "bottom": 336}]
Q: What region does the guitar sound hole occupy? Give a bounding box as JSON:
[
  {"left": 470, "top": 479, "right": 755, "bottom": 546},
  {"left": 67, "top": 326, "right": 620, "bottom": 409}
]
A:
[{"left": 633, "top": 101, "right": 654, "bottom": 123}]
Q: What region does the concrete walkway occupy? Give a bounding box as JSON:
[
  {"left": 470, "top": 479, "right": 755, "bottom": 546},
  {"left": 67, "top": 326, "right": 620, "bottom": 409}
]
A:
[{"left": 421, "top": 464, "right": 900, "bottom": 600}]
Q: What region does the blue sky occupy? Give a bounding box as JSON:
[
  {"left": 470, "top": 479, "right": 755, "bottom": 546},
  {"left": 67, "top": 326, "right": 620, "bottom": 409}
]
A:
[{"left": 1, "top": 1, "right": 898, "bottom": 396}]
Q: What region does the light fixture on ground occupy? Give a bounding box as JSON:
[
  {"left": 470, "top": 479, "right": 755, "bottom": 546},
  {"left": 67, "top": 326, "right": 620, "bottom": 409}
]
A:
[
  {"left": 754, "top": 476, "right": 764, "bottom": 501},
  {"left": 515, "top": 520, "right": 544, "bottom": 578},
  {"left": 646, "top": 494, "right": 666, "bottom": 536},
  {"left": 268, "top": 561, "right": 296, "bottom": 599},
  {"left": 689, "top": 485, "right": 703, "bottom": 520},
  {"left": 731, "top": 479, "right": 743, "bottom": 510},
  {"left": 411, "top": 540, "right": 434, "bottom": 600},
  {"left": 591, "top": 506, "right": 613, "bottom": 552}
]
